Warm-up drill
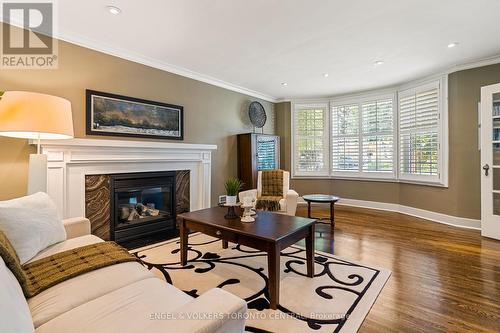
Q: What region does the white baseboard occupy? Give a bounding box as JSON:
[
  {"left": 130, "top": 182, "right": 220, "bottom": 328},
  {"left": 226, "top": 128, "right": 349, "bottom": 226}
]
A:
[{"left": 298, "top": 197, "right": 481, "bottom": 230}]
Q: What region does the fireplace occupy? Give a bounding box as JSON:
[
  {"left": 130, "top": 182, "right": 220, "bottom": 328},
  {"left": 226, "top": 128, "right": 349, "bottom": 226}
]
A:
[
  {"left": 84, "top": 169, "right": 190, "bottom": 248},
  {"left": 110, "top": 171, "right": 177, "bottom": 244},
  {"left": 38, "top": 138, "right": 215, "bottom": 247}
]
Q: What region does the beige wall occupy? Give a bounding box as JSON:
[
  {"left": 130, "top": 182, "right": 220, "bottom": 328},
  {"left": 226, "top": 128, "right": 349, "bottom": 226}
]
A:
[
  {"left": 275, "top": 102, "right": 291, "bottom": 172},
  {"left": 2, "top": 20, "right": 499, "bottom": 219},
  {"left": 276, "top": 63, "right": 500, "bottom": 219},
  {"left": 0, "top": 28, "right": 274, "bottom": 204}
]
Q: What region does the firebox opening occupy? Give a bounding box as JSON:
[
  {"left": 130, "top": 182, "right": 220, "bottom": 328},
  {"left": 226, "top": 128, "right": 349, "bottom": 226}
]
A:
[{"left": 110, "top": 171, "right": 177, "bottom": 246}]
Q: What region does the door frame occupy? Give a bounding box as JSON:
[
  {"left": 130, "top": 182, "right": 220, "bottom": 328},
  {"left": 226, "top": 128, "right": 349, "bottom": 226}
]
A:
[{"left": 480, "top": 82, "right": 500, "bottom": 239}]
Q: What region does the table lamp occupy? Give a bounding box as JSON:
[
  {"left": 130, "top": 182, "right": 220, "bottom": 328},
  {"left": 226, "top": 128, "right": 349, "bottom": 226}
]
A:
[{"left": 0, "top": 91, "right": 74, "bottom": 194}]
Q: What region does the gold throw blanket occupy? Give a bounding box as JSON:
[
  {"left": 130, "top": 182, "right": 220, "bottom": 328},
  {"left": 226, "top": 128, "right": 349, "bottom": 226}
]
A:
[
  {"left": 0, "top": 231, "right": 138, "bottom": 298},
  {"left": 256, "top": 169, "right": 284, "bottom": 212},
  {"left": 256, "top": 196, "right": 283, "bottom": 211}
]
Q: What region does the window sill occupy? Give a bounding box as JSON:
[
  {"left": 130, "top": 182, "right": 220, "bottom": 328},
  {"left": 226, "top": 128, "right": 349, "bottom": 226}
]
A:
[{"left": 291, "top": 175, "right": 448, "bottom": 188}]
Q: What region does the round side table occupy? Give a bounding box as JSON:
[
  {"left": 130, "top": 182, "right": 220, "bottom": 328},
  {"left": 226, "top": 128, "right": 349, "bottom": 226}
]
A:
[{"left": 302, "top": 194, "right": 340, "bottom": 229}]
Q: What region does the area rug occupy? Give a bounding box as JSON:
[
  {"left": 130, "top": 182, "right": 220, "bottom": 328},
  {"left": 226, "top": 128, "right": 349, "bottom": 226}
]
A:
[{"left": 131, "top": 233, "right": 391, "bottom": 333}]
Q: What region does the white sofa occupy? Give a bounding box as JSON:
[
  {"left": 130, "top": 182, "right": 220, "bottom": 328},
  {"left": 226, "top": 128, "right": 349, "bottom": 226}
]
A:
[{"left": 1, "top": 217, "right": 247, "bottom": 333}]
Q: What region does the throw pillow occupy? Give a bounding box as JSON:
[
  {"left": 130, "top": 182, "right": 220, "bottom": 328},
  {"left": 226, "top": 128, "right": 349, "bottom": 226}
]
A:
[{"left": 0, "top": 192, "right": 66, "bottom": 264}]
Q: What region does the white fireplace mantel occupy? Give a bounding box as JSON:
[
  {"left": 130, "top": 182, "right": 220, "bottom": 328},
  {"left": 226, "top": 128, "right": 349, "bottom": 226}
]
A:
[{"left": 32, "top": 138, "right": 217, "bottom": 219}]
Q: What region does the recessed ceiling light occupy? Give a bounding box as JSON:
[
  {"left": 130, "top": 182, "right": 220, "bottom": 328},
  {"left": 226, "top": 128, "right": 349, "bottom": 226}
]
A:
[
  {"left": 374, "top": 60, "right": 384, "bottom": 66},
  {"left": 323, "top": 73, "right": 329, "bottom": 78},
  {"left": 107, "top": 5, "right": 121, "bottom": 15},
  {"left": 281, "top": 82, "right": 288, "bottom": 86},
  {"left": 447, "top": 42, "right": 459, "bottom": 48}
]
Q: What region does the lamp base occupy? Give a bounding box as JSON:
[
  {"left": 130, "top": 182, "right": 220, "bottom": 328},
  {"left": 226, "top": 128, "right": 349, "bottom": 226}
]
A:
[{"left": 27, "top": 154, "right": 48, "bottom": 194}]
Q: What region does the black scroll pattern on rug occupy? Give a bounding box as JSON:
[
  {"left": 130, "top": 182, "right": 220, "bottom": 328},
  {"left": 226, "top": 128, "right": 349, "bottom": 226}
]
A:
[{"left": 133, "top": 239, "right": 380, "bottom": 332}]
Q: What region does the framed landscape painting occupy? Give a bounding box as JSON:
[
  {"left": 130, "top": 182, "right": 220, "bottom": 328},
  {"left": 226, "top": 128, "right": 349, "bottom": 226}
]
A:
[{"left": 86, "top": 90, "right": 183, "bottom": 140}]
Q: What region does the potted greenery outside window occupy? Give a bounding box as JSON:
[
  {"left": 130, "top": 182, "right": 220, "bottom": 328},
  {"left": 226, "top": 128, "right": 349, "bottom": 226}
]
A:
[{"left": 224, "top": 178, "right": 243, "bottom": 205}]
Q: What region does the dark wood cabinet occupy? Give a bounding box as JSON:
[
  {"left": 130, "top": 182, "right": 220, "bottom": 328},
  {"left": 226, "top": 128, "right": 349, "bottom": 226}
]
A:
[{"left": 237, "top": 133, "right": 280, "bottom": 190}]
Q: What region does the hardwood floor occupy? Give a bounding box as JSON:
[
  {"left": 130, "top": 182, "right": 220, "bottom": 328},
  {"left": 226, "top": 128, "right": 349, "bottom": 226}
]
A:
[{"left": 295, "top": 205, "right": 500, "bottom": 333}]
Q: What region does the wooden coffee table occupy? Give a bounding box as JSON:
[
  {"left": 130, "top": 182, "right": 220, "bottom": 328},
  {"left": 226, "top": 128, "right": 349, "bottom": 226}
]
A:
[{"left": 178, "top": 207, "right": 316, "bottom": 309}]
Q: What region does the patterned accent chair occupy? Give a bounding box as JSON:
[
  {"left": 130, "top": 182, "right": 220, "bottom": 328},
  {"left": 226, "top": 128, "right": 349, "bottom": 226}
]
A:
[{"left": 238, "top": 170, "right": 299, "bottom": 216}]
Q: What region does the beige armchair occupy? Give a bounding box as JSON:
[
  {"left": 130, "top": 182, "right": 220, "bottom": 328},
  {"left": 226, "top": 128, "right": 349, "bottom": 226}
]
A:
[{"left": 239, "top": 170, "right": 299, "bottom": 216}]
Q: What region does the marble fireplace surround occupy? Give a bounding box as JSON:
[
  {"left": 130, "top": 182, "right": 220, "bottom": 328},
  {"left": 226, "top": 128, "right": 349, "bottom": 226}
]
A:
[{"left": 36, "top": 138, "right": 217, "bottom": 219}]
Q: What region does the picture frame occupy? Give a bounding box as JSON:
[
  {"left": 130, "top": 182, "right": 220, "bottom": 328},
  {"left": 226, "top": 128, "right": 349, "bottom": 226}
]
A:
[{"left": 86, "top": 90, "right": 184, "bottom": 140}]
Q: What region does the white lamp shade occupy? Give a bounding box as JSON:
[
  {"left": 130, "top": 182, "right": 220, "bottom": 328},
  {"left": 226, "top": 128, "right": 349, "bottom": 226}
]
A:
[{"left": 0, "top": 91, "right": 74, "bottom": 139}]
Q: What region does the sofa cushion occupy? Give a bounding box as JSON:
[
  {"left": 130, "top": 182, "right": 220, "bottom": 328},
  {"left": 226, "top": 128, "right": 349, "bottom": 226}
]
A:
[
  {"left": 36, "top": 278, "right": 193, "bottom": 333},
  {"left": 29, "top": 261, "right": 154, "bottom": 328},
  {"left": 0, "top": 192, "right": 66, "bottom": 264},
  {"left": 27, "top": 235, "right": 103, "bottom": 263},
  {"left": 0, "top": 257, "right": 35, "bottom": 333}
]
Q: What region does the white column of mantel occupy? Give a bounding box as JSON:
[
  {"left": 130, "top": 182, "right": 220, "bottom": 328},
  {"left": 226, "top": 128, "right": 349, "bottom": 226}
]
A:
[{"left": 200, "top": 151, "right": 212, "bottom": 209}]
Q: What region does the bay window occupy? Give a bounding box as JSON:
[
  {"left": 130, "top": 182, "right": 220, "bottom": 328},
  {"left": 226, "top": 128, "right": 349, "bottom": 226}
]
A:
[{"left": 291, "top": 76, "right": 448, "bottom": 186}]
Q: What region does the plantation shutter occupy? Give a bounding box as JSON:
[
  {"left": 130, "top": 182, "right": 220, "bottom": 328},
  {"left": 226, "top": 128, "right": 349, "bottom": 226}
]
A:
[
  {"left": 293, "top": 104, "right": 329, "bottom": 176},
  {"left": 361, "top": 98, "right": 394, "bottom": 173},
  {"left": 331, "top": 104, "right": 359, "bottom": 171},
  {"left": 399, "top": 84, "right": 440, "bottom": 180}
]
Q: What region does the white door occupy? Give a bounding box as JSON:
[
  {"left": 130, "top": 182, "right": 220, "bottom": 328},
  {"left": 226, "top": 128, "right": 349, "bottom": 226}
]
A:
[{"left": 481, "top": 83, "right": 500, "bottom": 239}]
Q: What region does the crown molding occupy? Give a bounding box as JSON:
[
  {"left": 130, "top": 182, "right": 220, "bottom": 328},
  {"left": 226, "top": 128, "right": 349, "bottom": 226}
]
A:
[
  {"left": 449, "top": 54, "right": 500, "bottom": 73},
  {"left": 3, "top": 21, "right": 499, "bottom": 104},
  {"left": 63, "top": 34, "right": 499, "bottom": 104},
  {"left": 280, "top": 55, "right": 500, "bottom": 102},
  {"left": 56, "top": 30, "right": 279, "bottom": 103},
  {"left": 1, "top": 20, "right": 278, "bottom": 103}
]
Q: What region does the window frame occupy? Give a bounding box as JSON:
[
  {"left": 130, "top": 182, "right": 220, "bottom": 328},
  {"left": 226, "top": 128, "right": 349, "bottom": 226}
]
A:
[
  {"left": 290, "top": 75, "right": 449, "bottom": 187},
  {"left": 397, "top": 77, "right": 448, "bottom": 187},
  {"left": 291, "top": 101, "right": 330, "bottom": 178},
  {"left": 330, "top": 92, "right": 398, "bottom": 180},
  {"left": 330, "top": 102, "right": 362, "bottom": 177}
]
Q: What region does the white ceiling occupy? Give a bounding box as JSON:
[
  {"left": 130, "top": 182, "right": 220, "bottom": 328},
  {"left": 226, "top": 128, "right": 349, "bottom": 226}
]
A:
[{"left": 53, "top": 1, "right": 500, "bottom": 100}]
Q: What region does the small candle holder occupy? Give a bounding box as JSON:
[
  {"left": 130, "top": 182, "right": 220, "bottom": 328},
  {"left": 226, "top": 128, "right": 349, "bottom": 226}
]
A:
[{"left": 224, "top": 204, "right": 239, "bottom": 219}]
